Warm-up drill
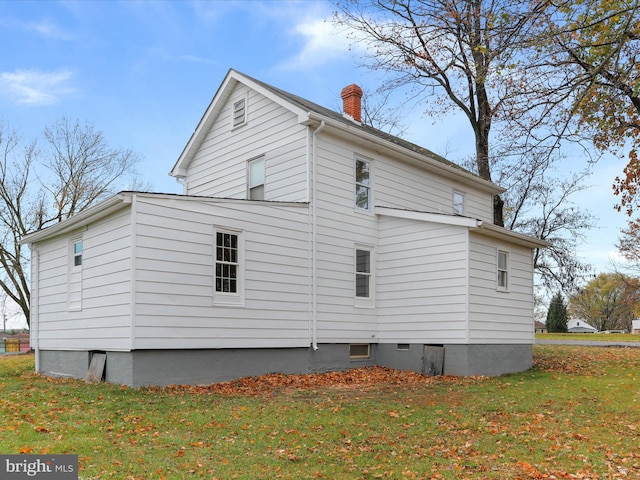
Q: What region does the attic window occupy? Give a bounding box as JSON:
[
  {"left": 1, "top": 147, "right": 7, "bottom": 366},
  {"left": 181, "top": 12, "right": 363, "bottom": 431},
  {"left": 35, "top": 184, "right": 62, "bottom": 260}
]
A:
[{"left": 233, "top": 98, "right": 246, "bottom": 127}]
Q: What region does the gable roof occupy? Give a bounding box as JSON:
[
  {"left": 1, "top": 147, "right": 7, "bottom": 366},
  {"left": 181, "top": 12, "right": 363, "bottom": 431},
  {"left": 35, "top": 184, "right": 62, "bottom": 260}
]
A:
[
  {"left": 169, "top": 69, "right": 503, "bottom": 194},
  {"left": 568, "top": 318, "right": 598, "bottom": 332}
]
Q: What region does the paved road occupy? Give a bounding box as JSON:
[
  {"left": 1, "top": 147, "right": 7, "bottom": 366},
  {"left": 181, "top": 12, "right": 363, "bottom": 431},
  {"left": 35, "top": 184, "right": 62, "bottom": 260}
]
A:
[{"left": 536, "top": 339, "right": 640, "bottom": 348}]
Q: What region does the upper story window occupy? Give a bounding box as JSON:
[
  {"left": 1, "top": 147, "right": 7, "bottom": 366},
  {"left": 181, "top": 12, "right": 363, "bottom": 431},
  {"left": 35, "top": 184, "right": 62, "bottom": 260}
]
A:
[
  {"left": 497, "top": 250, "right": 509, "bottom": 291},
  {"left": 233, "top": 98, "right": 246, "bottom": 127},
  {"left": 355, "top": 158, "right": 371, "bottom": 211},
  {"left": 248, "top": 156, "right": 265, "bottom": 200},
  {"left": 73, "top": 240, "right": 83, "bottom": 267},
  {"left": 453, "top": 191, "right": 465, "bottom": 215}
]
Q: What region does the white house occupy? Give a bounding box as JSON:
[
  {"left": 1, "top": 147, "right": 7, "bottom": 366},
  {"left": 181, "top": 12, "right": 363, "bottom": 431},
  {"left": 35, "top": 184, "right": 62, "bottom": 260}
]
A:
[
  {"left": 633, "top": 319, "right": 640, "bottom": 334},
  {"left": 22, "top": 69, "right": 547, "bottom": 386},
  {"left": 568, "top": 319, "right": 598, "bottom": 333}
]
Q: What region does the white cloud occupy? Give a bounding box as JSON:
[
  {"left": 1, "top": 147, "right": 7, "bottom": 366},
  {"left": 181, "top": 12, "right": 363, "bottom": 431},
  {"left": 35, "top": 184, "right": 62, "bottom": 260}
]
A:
[
  {"left": 281, "top": 16, "right": 353, "bottom": 70},
  {"left": 29, "top": 19, "right": 74, "bottom": 41},
  {"left": 0, "top": 69, "right": 74, "bottom": 105}
]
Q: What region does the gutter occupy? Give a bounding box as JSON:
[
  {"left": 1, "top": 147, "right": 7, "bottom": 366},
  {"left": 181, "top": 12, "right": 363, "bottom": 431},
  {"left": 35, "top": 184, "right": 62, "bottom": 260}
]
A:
[
  {"left": 20, "top": 194, "right": 130, "bottom": 245},
  {"left": 302, "top": 112, "right": 504, "bottom": 195}
]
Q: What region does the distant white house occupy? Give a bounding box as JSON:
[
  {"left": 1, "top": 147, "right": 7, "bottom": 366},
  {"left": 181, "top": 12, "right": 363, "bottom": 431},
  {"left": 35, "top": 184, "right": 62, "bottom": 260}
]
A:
[
  {"left": 568, "top": 319, "right": 598, "bottom": 333},
  {"left": 632, "top": 320, "right": 640, "bottom": 334},
  {"left": 21, "top": 69, "right": 547, "bottom": 386}
]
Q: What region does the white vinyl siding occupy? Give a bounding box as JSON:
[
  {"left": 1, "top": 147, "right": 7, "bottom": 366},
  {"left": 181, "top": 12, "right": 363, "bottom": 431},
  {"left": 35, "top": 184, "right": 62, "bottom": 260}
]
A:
[
  {"left": 132, "top": 195, "right": 310, "bottom": 349},
  {"left": 374, "top": 154, "right": 493, "bottom": 223},
  {"left": 377, "top": 215, "right": 469, "bottom": 343},
  {"left": 468, "top": 233, "right": 534, "bottom": 343},
  {"left": 185, "top": 84, "right": 308, "bottom": 202},
  {"left": 35, "top": 209, "right": 133, "bottom": 351}
]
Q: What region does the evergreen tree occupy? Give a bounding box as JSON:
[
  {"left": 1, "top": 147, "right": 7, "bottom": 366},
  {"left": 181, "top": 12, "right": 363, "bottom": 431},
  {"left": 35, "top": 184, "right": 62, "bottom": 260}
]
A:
[{"left": 546, "top": 292, "right": 568, "bottom": 333}]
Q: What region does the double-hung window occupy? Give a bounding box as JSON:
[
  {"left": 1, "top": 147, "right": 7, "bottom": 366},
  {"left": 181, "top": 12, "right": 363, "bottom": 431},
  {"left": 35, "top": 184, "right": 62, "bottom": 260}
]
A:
[
  {"left": 355, "top": 247, "right": 374, "bottom": 307},
  {"left": 216, "top": 231, "right": 239, "bottom": 294},
  {"left": 355, "top": 158, "right": 371, "bottom": 211},
  {"left": 248, "top": 156, "right": 265, "bottom": 200},
  {"left": 355, "top": 249, "right": 371, "bottom": 298},
  {"left": 497, "top": 250, "right": 509, "bottom": 291},
  {"left": 214, "top": 229, "right": 244, "bottom": 305},
  {"left": 73, "top": 240, "right": 83, "bottom": 266}
]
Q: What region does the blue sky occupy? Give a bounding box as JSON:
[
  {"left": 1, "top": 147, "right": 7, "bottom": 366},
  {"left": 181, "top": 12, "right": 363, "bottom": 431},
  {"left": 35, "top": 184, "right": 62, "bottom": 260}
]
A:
[{"left": 0, "top": 1, "right": 634, "bottom": 325}]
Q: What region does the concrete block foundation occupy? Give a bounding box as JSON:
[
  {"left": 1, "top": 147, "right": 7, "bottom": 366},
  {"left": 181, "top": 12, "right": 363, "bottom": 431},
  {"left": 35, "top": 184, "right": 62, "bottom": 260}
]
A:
[{"left": 38, "top": 343, "right": 532, "bottom": 387}]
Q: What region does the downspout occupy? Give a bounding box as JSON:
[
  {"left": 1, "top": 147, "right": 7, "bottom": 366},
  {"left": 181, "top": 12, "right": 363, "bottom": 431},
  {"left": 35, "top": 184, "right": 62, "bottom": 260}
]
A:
[
  {"left": 310, "top": 120, "right": 325, "bottom": 351},
  {"left": 31, "top": 248, "right": 40, "bottom": 372},
  {"left": 128, "top": 193, "right": 137, "bottom": 352}
]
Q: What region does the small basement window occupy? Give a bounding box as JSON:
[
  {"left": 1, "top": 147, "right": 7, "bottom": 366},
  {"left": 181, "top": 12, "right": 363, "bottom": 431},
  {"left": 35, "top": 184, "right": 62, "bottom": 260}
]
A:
[
  {"left": 349, "top": 343, "right": 370, "bottom": 359},
  {"left": 397, "top": 344, "right": 410, "bottom": 351}
]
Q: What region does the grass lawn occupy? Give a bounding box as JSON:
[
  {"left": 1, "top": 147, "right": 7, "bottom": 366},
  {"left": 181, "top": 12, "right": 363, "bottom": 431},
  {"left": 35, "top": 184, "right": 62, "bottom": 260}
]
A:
[
  {"left": 1, "top": 346, "right": 639, "bottom": 479},
  {"left": 536, "top": 332, "right": 640, "bottom": 342}
]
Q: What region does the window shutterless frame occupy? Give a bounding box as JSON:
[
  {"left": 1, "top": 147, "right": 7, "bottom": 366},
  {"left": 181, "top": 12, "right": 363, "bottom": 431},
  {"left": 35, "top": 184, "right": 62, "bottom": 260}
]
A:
[
  {"left": 354, "top": 246, "right": 375, "bottom": 307},
  {"left": 247, "top": 156, "right": 265, "bottom": 200},
  {"left": 213, "top": 227, "right": 244, "bottom": 305},
  {"left": 354, "top": 158, "right": 371, "bottom": 211},
  {"left": 68, "top": 235, "right": 83, "bottom": 311},
  {"left": 453, "top": 191, "right": 465, "bottom": 215},
  {"left": 497, "top": 250, "right": 509, "bottom": 291}
]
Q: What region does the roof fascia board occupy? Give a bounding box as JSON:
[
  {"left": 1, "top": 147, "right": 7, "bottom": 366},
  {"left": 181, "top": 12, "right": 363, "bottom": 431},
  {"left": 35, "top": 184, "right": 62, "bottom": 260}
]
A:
[
  {"left": 304, "top": 112, "right": 504, "bottom": 195},
  {"left": 170, "top": 69, "right": 238, "bottom": 177},
  {"left": 472, "top": 222, "right": 549, "bottom": 248},
  {"left": 376, "top": 206, "right": 481, "bottom": 228},
  {"left": 130, "top": 191, "right": 308, "bottom": 208},
  {"left": 377, "top": 206, "right": 547, "bottom": 248},
  {"left": 21, "top": 193, "right": 131, "bottom": 245}
]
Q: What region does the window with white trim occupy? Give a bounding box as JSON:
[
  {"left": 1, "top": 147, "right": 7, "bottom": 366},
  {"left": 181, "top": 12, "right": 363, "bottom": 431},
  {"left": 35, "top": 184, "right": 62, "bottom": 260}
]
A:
[
  {"left": 355, "top": 158, "right": 371, "bottom": 211},
  {"left": 68, "top": 236, "right": 83, "bottom": 311},
  {"left": 73, "top": 240, "right": 83, "bottom": 266},
  {"left": 233, "top": 98, "right": 246, "bottom": 127},
  {"left": 248, "top": 156, "right": 265, "bottom": 200},
  {"left": 355, "top": 249, "right": 371, "bottom": 298},
  {"left": 453, "top": 191, "right": 465, "bottom": 215},
  {"left": 215, "top": 231, "right": 239, "bottom": 294},
  {"left": 497, "top": 250, "right": 509, "bottom": 290}
]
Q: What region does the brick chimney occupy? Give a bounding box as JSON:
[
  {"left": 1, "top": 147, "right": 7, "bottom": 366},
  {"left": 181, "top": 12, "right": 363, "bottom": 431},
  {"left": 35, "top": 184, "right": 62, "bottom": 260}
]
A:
[{"left": 341, "top": 84, "right": 363, "bottom": 123}]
